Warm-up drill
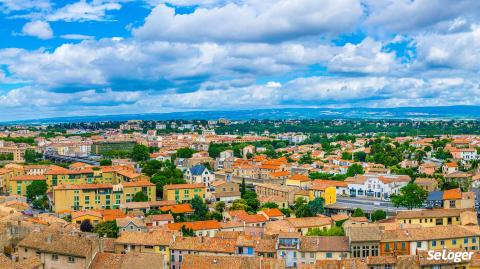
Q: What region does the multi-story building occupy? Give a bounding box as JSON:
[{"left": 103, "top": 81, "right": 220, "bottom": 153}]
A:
[
  {"left": 184, "top": 164, "right": 215, "bottom": 189},
  {"left": 345, "top": 174, "right": 410, "bottom": 199},
  {"left": 17, "top": 231, "right": 100, "bottom": 269},
  {"left": 163, "top": 183, "right": 206, "bottom": 202},
  {"left": 395, "top": 209, "right": 472, "bottom": 227},
  {"left": 256, "top": 183, "right": 298, "bottom": 205},
  {"left": 52, "top": 181, "right": 155, "bottom": 212},
  {"left": 9, "top": 175, "right": 46, "bottom": 196}
]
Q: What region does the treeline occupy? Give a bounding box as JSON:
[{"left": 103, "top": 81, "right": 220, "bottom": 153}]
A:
[{"left": 208, "top": 140, "right": 289, "bottom": 158}]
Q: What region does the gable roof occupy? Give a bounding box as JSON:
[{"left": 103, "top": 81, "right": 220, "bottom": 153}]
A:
[{"left": 189, "top": 164, "right": 208, "bottom": 175}]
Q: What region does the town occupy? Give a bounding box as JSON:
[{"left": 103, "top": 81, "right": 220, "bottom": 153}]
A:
[{"left": 0, "top": 119, "right": 480, "bottom": 268}]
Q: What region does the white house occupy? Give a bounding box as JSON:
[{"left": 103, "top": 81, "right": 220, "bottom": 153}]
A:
[
  {"left": 345, "top": 174, "right": 410, "bottom": 200},
  {"left": 185, "top": 164, "right": 215, "bottom": 189}
]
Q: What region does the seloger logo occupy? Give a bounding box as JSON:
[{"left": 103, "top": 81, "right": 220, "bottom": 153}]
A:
[{"left": 427, "top": 250, "right": 474, "bottom": 263}]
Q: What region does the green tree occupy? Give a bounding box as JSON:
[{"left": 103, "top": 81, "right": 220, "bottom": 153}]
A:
[
  {"left": 190, "top": 196, "right": 209, "bottom": 220},
  {"left": 26, "top": 180, "right": 48, "bottom": 200},
  {"left": 352, "top": 208, "right": 365, "bottom": 217},
  {"left": 80, "top": 219, "right": 93, "bottom": 232},
  {"left": 24, "top": 149, "right": 38, "bottom": 163},
  {"left": 181, "top": 225, "right": 195, "bottom": 237},
  {"left": 141, "top": 160, "right": 163, "bottom": 177},
  {"left": 99, "top": 159, "right": 112, "bottom": 166},
  {"left": 390, "top": 183, "right": 428, "bottom": 209},
  {"left": 353, "top": 151, "right": 367, "bottom": 162},
  {"left": 176, "top": 148, "right": 195, "bottom": 158},
  {"left": 306, "top": 226, "right": 345, "bottom": 236},
  {"left": 231, "top": 199, "right": 249, "bottom": 211},
  {"left": 131, "top": 144, "right": 150, "bottom": 162},
  {"left": 215, "top": 201, "right": 226, "bottom": 213},
  {"left": 280, "top": 208, "right": 292, "bottom": 217},
  {"left": 346, "top": 164, "right": 364, "bottom": 177},
  {"left": 307, "top": 197, "right": 324, "bottom": 216},
  {"left": 93, "top": 221, "right": 119, "bottom": 238},
  {"left": 371, "top": 209, "right": 387, "bottom": 221},
  {"left": 243, "top": 191, "right": 260, "bottom": 212},
  {"left": 341, "top": 152, "right": 352, "bottom": 160},
  {"left": 294, "top": 197, "right": 313, "bottom": 218},
  {"left": 32, "top": 195, "right": 48, "bottom": 210},
  {"left": 261, "top": 202, "right": 279, "bottom": 209},
  {"left": 240, "top": 178, "right": 246, "bottom": 197},
  {"left": 132, "top": 191, "right": 149, "bottom": 202}
]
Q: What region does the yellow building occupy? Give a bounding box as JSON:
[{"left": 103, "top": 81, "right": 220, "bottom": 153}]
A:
[
  {"left": 71, "top": 210, "right": 103, "bottom": 225},
  {"left": 53, "top": 181, "right": 156, "bottom": 212},
  {"left": 114, "top": 230, "right": 175, "bottom": 267},
  {"left": 285, "top": 174, "right": 311, "bottom": 188},
  {"left": 396, "top": 209, "right": 468, "bottom": 227},
  {"left": 163, "top": 183, "right": 206, "bottom": 202},
  {"left": 9, "top": 175, "right": 46, "bottom": 196},
  {"left": 0, "top": 168, "right": 13, "bottom": 193},
  {"left": 309, "top": 185, "right": 337, "bottom": 205}
]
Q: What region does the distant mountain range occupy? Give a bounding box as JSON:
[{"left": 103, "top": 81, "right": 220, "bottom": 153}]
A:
[{"left": 6, "top": 106, "right": 480, "bottom": 124}]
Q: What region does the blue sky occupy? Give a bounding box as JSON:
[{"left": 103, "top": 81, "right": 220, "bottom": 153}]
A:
[{"left": 0, "top": 0, "right": 480, "bottom": 120}]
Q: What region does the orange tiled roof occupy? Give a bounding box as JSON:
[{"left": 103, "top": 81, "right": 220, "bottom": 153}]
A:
[
  {"left": 167, "top": 220, "right": 221, "bottom": 231},
  {"left": 260, "top": 208, "right": 284, "bottom": 218},
  {"left": 290, "top": 174, "right": 310, "bottom": 182},
  {"left": 164, "top": 183, "right": 205, "bottom": 190},
  {"left": 443, "top": 188, "right": 462, "bottom": 200},
  {"left": 11, "top": 175, "right": 45, "bottom": 181},
  {"left": 160, "top": 204, "right": 194, "bottom": 214}
]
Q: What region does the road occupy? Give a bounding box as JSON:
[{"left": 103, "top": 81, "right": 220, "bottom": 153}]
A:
[{"left": 326, "top": 196, "right": 408, "bottom": 214}]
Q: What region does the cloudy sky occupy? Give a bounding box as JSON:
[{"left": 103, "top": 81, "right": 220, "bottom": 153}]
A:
[{"left": 0, "top": 0, "right": 479, "bottom": 121}]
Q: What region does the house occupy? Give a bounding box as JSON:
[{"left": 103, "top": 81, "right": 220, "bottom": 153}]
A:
[
  {"left": 71, "top": 210, "right": 103, "bottom": 226},
  {"left": 146, "top": 214, "right": 174, "bottom": 227},
  {"left": 308, "top": 180, "right": 340, "bottom": 205},
  {"left": 163, "top": 183, "right": 206, "bottom": 202},
  {"left": 210, "top": 180, "right": 241, "bottom": 203},
  {"left": 17, "top": 231, "right": 99, "bottom": 269},
  {"left": 345, "top": 174, "right": 410, "bottom": 200},
  {"left": 443, "top": 188, "right": 475, "bottom": 209},
  {"left": 258, "top": 208, "right": 285, "bottom": 221},
  {"left": 184, "top": 164, "right": 215, "bottom": 189},
  {"left": 255, "top": 183, "right": 298, "bottom": 205},
  {"left": 395, "top": 208, "right": 472, "bottom": 227},
  {"left": 450, "top": 147, "right": 478, "bottom": 161},
  {"left": 0, "top": 254, "right": 41, "bottom": 269},
  {"left": 414, "top": 178, "right": 438, "bottom": 192},
  {"left": 116, "top": 217, "right": 147, "bottom": 234},
  {"left": 345, "top": 226, "right": 382, "bottom": 258},
  {"left": 180, "top": 255, "right": 285, "bottom": 269},
  {"left": 265, "top": 217, "right": 332, "bottom": 236},
  {"left": 90, "top": 252, "right": 166, "bottom": 269},
  {"left": 296, "top": 236, "right": 350, "bottom": 265},
  {"left": 380, "top": 225, "right": 480, "bottom": 256},
  {"left": 442, "top": 162, "right": 459, "bottom": 174},
  {"left": 166, "top": 220, "right": 221, "bottom": 237},
  {"left": 159, "top": 204, "right": 194, "bottom": 215},
  {"left": 285, "top": 174, "right": 311, "bottom": 188},
  {"left": 114, "top": 230, "right": 174, "bottom": 267},
  {"left": 170, "top": 237, "right": 236, "bottom": 269},
  {"left": 418, "top": 163, "right": 437, "bottom": 175}
]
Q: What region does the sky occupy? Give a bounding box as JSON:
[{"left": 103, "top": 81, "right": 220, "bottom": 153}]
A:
[{"left": 0, "top": 0, "right": 480, "bottom": 121}]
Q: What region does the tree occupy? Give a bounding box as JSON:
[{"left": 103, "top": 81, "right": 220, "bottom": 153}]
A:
[
  {"left": 215, "top": 201, "right": 226, "bottom": 213},
  {"left": 141, "top": 160, "right": 163, "bottom": 177},
  {"left": 353, "top": 151, "right": 367, "bottom": 162},
  {"left": 341, "top": 152, "right": 352, "bottom": 160},
  {"left": 32, "top": 195, "right": 48, "bottom": 210},
  {"left": 371, "top": 209, "right": 387, "bottom": 221},
  {"left": 26, "top": 180, "right": 48, "bottom": 200},
  {"left": 190, "top": 196, "right": 209, "bottom": 220},
  {"left": 93, "top": 221, "right": 119, "bottom": 238},
  {"left": 240, "top": 178, "right": 246, "bottom": 197},
  {"left": 176, "top": 148, "right": 195, "bottom": 158},
  {"left": 243, "top": 191, "right": 260, "bottom": 212},
  {"left": 181, "top": 225, "right": 195, "bottom": 237},
  {"left": 261, "top": 202, "right": 279, "bottom": 209},
  {"left": 352, "top": 208, "right": 365, "bottom": 217},
  {"left": 231, "top": 199, "right": 249, "bottom": 211},
  {"left": 99, "top": 159, "right": 112, "bottom": 166},
  {"left": 390, "top": 183, "right": 428, "bottom": 209},
  {"left": 24, "top": 149, "right": 38, "bottom": 163},
  {"left": 346, "top": 164, "right": 364, "bottom": 177},
  {"left": 306, "top": 226, "right": 344, "bottom": 236},
  {"left": 280, "top": 208, "right": 292, "bottom": 217},
  {"left": 132, "top": 191, "right": 149, "bottom": 202},
  {"left": 294, "top": 197, "right": 313, "bottom": 218},
  {"left": 80, "top": 219, "right": 93, "bottom": 232},
  {"left": 131, "top": 144, "right": 150, "bottom": 162},
  {"left": 307, "top": 197, "right": 324, "bottom": 216}
]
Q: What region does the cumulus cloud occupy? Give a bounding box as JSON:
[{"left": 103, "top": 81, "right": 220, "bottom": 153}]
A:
[
  {"left": 47, "top": 0, "right": 121, "bottom": 22},
  {"left": 133, "top": 0, "right": 363, "bottom": 42},
  {"left": 21, "top": 20, "right": 53, "bottom": 39}
]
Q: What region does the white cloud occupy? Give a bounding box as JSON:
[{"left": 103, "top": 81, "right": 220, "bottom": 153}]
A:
[
  {"left": 60, "top": 34, "right": 94, "bottom": 40},
  {"left": 133, "top": 0, "right": 363, "bottom": 42},
  {"left": 327, "top": 38, "right": 400, "bottom": 74},
  {"left": 47, "top": 0, "right": 121, "bottom": 22},
  {"left": 21, "top": 20, "right": 53, "bottom": 39},
  {"left": 0, "top": 0, "right": 51, "bottom": 13}
]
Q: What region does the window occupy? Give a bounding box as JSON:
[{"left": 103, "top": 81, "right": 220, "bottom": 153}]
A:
[
  {"left": 452, "top": 239, "right": 457, "bottom": 245},
  {"left": 473, "top": 237, "right": 477, "bottom": 243},
  {"left": 385, "top": 265, "right": 392, "bottom": 269},
  {"left": 326, "top": 252, "right": 332, "bottom": 258},
  {"left": 401, "top": 242, "right": 406, "bottom": 250},
  {"left": 68, "top": 257, "right": 75, "bottom": 263},
  {"left": 52, "top": 254, "right": 58, "bottom": 261},
  {"left": 372, "top": 246, "right": 379, "bottom": 256},
  {"left": 465, "top": 238, "right": 469, "bottom": 244},
  {"left": 432, "top": 241, "right": 436, "bottom": 247},
  {"left": 385, "top": 244, "right": 390, "bottom": 251},
  {"left": 417, "top": 242, "right": 422, "bottom": 248},
  {"left": 450, "top": 201, "right": 456, "bottom": 208},
  {"left": 440, "top": 240, "right": 445, "bottom": 246}
]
